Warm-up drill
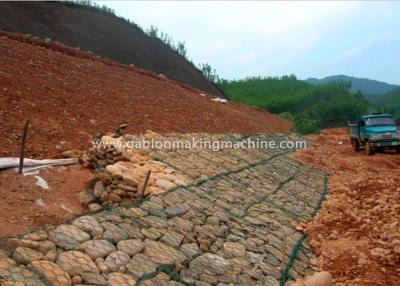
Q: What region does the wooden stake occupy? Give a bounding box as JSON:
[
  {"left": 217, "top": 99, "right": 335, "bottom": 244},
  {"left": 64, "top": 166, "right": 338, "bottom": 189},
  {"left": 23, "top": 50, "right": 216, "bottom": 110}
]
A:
[
  {"left": 140, "top": 170, "right": 151, "bottom": 198},
  {"left": 18, "top": 119, "right": 29, "bottom": 174}
]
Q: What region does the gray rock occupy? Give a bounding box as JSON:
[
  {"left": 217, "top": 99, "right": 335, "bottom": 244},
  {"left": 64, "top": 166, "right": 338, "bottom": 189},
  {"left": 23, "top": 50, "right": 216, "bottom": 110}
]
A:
[
  {"left": 189, "top": 253, "right": 230, "bottom": 277},
  {"left": 93, "top": 181, "right": 106, "bottom": 198},
  {"left": 81, "top": 240, "right": 116, "bottom": 259},
  {"left": 72, "top": 215, "right": 103, "bottom": 237},
  {"left": 116, "top": 239, "right": 144, "bottom": 257},
  {"left": 81, "top": 272, "right": 107, "bottom": 285},
  {"left": 104, "top": 251, "right": 130, "bottom": 272},
  {"left": 103, "top": 227, "right": 129, "bottom": 244},
  {"left": 88, "top": 203, "right": 103, "bottom": 212},
  {"left": 180, "top": 243, "right": 201, "bottom": 260},
  {"left": 160, "top": 230, "right": 184, "bottom": 248},
  {"left": 142, "top": 239, "right": 186, "bottom": 265},
  {"left": 126, "top": 254, "right": 158, "bottom": 279},
  {"left": 77, "top": 190, "right": 96, "bottom": 206},
  {"left": 49, "top": 231, "right": 82, "bottom": 250},
  {"left": 56, "top": 251, "right": 99, "bottom": 277}
]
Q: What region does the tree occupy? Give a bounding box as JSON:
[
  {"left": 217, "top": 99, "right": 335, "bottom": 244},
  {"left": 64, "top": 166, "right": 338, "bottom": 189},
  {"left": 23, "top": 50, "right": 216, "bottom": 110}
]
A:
[
  {"left": 176, "top": 41, "right": 187, "bottom": 58},
  {"left": 147, "top": 26, "right": 159, "bottom": 38},
  {"left": 198, "top": 63, "right": 219, "bottom": 83}
]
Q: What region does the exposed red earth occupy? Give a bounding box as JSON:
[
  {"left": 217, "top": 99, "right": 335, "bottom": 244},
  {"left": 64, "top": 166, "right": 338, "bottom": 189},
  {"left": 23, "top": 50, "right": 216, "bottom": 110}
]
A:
[
  {"left": 0, "top": 31, "right": 291, "bottom": 160},
  {"left": 0, "top": 165, "right": 92, "bottom": 237},
  {"left": 0, "top": 31, "right": 292, "bottom": 238},
  {"left": 291, "top": 128, "right": 400, "bottom": 286}
]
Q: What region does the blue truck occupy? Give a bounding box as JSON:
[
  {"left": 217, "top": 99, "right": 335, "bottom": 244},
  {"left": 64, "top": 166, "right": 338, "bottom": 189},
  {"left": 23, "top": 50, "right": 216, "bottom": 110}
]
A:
[{"left": 348, "top": 113, "right": 400, "bottom": 155}]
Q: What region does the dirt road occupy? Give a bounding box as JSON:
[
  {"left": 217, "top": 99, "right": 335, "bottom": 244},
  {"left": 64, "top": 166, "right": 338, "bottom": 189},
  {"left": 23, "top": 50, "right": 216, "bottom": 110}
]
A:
[{"left": 291, "top": 128, "right": 400, "bottom": 285}]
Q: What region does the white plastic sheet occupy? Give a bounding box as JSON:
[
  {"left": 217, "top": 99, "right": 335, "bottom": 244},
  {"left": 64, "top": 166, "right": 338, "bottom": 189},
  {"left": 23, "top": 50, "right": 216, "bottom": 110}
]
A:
[{"left": 0, "top": 157, "right": 79, "bottom": 173}]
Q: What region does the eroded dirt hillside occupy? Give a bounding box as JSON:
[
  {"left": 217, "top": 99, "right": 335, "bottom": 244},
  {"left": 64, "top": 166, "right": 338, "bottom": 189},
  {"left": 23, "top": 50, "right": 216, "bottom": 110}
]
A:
[
  {"left": 0, "top": 1, "right": 224, "bottom": 97},
  {"left": 0, "top": 32, "right": 291, "bottom": 159},
  {"left": 291, "top": 128, "right": 400, "bottom": 285}
]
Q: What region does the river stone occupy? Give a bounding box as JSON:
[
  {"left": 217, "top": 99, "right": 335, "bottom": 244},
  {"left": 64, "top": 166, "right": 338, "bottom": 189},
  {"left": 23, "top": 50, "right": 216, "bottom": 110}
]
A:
[
  {"left": 88, "top": 203, "right": 103, "bottom": 212},
  {"left": 30, "top": 260, "right": 71, "bottom": 286},
  {"left": 160, "top": 230, "right": 184, "bottom": 247},
  {"left": 107, "top": 272, "right": 136, "bottom": 286},
  {"left": 54, "top": 225, "right": 91, "bottom": 243},
  {"left": 81, "top": 272, "right": 107, "bottom": 285},
  {"left": 77, "top": 190, "right": 96, "bottom": 206},
  {"left": 12, "top": 247, "right": 43, "bottom": 265},
  {"left": 180, "top": 269, "right": 195, "bottom": 284},
  {"left": 180, "top": 243, "right": 201, "bottom": 260},
  {"left": 155, "top": 179, "right": 176, "bottom": 191},
  {"left": 142, "top": 216, "right": 169, "bottom": 229},
  {"left": 56, "top": 251, "right": 99, "bottom": 276},
  {"left": 48, "top": 231, "right": 82, "bottom": 250},
  {"left": 81, "top": 240, "right": 116, "bottom": 259},
  {"left": 223, "top": 242, "right": 246, "bottom": 258},
  {"left": 93, "top": 181, "right": 106, "bottom": 198},
  {"left": 0, "top": 258, "right": 17, "bottom": 270},
  {"left": 189, "top": 253, "right": 230, "bottom": 277},
  {"left": 116, "top": 239, "right": 144, "bottom": 256},
  {"left": 142, "top": 239, "right": 186, "bottom": 265},
  {"left": 126, "top": 207, "right": 147, "bottom": 218},
  {"left": 304, "top": 271, "right": 333, "bottom": 286},
  {"left": 126, "top": 254, "right": 158, "bottom": 279},
  {"left": 141, "top": 227, "right": 162, "bottom": 240},
  {"left": 104, "top": 251, "right": 130, "bottom": 272},
  {"left": 72, "top": 216, "right": 103, "bottom": 237},
  {"left": 0, "top": 266, "right": 46, "bottom": 286},
  {"left": 103, "top": 228, "right": 129, "bottom": 244}
]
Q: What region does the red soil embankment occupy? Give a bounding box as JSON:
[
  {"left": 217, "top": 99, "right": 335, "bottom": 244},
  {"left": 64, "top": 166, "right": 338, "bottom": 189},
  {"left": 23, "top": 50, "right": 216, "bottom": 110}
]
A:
[{"left": 0, "top": 32, "right": 291, "bottom": 159}]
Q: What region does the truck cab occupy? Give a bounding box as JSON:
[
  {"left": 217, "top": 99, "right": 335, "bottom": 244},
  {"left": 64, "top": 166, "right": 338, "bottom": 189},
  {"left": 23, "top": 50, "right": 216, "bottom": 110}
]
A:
[{"left": 348, "top": 113, "right": 400, "bottom": 155}]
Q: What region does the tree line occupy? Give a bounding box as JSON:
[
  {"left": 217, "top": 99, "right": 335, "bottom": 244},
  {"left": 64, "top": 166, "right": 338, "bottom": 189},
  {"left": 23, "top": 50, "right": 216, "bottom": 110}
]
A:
[{"left": 217, "top": 75, "right": 368, "bottom": 134}]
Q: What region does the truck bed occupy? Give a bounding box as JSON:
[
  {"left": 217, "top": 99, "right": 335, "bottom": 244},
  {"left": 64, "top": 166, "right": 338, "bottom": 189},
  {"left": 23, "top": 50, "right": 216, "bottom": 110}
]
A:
[{"left": 348, "top": 123, "right": 359, "bottom": 138}]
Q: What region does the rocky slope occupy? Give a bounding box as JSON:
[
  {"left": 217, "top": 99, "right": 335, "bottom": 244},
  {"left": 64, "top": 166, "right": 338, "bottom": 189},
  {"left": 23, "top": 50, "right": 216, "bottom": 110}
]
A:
[
  {"left": 0, "top": 1, "right": 224, "bottom": 97},
  {"left": 291, "top": 128, "right": 400, "bottom": 285}
]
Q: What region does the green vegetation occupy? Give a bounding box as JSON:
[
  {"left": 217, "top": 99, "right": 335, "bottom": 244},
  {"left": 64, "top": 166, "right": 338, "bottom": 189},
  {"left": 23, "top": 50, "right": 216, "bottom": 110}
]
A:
[
  {"left": 217, "top": 76, "right": 368, "bottom": 134},
  {"left": 146, "top": 26, "right": 188, "bottom": 59},
  {"left": 306, "top": 75, "right": 398, "bottom": 101},
  {"left": 371, "top": 87, "right": 400, "bottom": 119},
  {"left": 63, "top": 0, "right": 115, "bottom": 14},
  {"left": 62, "top": 1, "right": 190, "bottom": 60},
  {"left": 198, "top": 63, "right": 220, "bottom": 83}
]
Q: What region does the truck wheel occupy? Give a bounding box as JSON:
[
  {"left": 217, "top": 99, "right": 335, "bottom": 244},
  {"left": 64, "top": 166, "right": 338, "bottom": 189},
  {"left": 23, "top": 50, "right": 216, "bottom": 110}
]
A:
[
  {"left": 365, "top": 142, "right": 373, "bottom": 155},
  {"left": 351, "top": 139, "right": 360, "bottom": 152}
]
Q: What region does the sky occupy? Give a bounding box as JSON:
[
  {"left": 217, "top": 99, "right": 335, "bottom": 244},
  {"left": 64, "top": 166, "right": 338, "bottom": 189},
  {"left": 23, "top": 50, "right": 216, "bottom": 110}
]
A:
[{"left": 95, "top": 1, "right": 400, "bottom": 84}]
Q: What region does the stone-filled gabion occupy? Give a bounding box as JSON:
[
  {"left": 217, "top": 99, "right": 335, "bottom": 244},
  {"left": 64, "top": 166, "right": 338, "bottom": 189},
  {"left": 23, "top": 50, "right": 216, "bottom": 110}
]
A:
[{"left": 0, "top": 133, "right": 323, "bottom": 286}]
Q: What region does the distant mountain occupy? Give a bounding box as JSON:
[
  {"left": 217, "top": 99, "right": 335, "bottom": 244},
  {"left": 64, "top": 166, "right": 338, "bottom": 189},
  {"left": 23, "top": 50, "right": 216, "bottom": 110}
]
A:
[
  {"left": 372, "top": 87, "right": 400, "bottom": 117},
  {"left": 305, "top": 75, "right": 399, "bottom": 100}
]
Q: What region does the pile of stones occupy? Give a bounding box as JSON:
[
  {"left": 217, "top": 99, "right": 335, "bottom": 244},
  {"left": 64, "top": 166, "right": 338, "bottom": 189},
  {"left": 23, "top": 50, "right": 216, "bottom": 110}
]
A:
[{"left": 78, "top": 134, "right": 193, "bottom": 210}]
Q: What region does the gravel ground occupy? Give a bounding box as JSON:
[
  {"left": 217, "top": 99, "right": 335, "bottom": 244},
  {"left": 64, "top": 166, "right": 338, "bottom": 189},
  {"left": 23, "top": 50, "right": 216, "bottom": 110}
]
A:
[{"left": 291, "top": 128, "right": 400, "bottom": 285}]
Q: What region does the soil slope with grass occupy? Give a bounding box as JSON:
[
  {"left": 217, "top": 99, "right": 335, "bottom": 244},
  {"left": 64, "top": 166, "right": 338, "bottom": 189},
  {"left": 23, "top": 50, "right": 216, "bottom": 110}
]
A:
[{"left": 0, "top": 1, "right": 223, "bottom": 97}]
